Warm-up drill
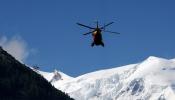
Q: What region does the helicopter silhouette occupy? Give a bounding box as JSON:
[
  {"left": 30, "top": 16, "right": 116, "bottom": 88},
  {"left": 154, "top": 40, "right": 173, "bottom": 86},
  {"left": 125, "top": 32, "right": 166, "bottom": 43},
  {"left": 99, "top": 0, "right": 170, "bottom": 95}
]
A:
[{"left": 77, "top": 21, "right": 120, "bottom": 47}]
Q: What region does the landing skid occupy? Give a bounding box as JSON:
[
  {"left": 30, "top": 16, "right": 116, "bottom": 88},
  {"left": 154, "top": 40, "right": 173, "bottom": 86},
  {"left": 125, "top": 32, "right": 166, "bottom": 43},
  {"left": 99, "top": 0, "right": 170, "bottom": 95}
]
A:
[{"left": 91, "top": 42, "right": 104, "bottom": 47}]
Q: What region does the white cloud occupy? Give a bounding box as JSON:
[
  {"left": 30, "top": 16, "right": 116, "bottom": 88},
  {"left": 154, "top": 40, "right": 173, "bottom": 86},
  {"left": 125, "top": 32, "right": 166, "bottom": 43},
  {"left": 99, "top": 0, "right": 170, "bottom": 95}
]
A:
[{"left": 0, "top": 35, "right": 29, "bottom": 62}]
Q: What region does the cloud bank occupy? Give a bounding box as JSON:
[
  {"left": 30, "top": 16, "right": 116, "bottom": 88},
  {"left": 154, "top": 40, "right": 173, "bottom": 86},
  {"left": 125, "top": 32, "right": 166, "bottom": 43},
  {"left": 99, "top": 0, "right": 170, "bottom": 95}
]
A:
[{"left": 0, "top": 35, "right": 29, "bottom": 62}]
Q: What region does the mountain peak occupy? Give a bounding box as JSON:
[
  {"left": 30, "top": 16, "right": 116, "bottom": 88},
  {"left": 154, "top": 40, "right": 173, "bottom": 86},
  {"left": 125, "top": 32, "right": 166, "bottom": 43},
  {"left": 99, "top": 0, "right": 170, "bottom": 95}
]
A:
[
  {"left": 36, "top": 69, "right": 73, "bottom": 84},
  {"left": 146, "top": 56, "right": 167, "bottom": 62},
  {"left": 50, "top": 69, "right": 63, "bottom": 82},
  {"left": 128, "top": 56, "right": 174, "bottom": 81},
  {"left": 37, "top": 56, "right": 175, "bottom": 100}
]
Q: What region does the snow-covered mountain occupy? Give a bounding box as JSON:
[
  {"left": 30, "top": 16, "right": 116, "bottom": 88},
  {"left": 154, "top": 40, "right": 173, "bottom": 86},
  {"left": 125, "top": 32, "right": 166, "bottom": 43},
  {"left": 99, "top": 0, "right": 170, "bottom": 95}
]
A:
[{"left": 35, "top": 56, "right": 175, "bottom": 100}]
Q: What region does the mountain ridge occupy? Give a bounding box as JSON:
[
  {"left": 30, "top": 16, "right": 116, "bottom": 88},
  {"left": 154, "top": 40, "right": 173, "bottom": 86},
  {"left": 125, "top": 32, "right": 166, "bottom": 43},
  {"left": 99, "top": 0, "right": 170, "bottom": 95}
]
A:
[
  {"left": 0, "top": 47, "right": 73, "bottom": 100},
  {"left": 36, "top": 56, "right": 175, "bottom": 100}
]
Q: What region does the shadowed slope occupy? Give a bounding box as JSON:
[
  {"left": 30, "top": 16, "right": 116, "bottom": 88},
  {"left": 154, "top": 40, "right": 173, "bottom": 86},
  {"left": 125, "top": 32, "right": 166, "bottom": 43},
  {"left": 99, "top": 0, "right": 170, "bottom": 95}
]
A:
[{"left": 0, "top": 47, "right": 73, "bottom": 100}]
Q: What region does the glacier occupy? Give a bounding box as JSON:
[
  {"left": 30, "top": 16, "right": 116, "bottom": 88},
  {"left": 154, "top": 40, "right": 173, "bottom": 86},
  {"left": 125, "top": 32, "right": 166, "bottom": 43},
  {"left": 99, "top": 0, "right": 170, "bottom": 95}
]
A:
[{"left": 34, "top": 56, "right": 175, "bottom": 100}]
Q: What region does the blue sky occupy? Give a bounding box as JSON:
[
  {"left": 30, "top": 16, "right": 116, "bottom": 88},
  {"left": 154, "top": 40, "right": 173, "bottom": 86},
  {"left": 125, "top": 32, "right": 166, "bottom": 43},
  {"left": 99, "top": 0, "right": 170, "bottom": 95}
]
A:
[{"left": 0, "top": 0, "right": 175, "bottom": 76}]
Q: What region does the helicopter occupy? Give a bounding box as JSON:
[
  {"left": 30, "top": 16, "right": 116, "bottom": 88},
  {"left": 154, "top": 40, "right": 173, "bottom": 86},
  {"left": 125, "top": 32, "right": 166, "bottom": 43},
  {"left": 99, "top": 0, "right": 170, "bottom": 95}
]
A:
[{"left": 77, "top": 21, "right": 120, "bottom": 47}]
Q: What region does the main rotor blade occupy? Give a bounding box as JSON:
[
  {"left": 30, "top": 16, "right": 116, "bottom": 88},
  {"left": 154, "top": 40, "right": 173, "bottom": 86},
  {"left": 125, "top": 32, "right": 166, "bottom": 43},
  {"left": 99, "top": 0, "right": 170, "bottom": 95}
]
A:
[
  {"left": 100, "top": 22, "right": 114, "bottom": 29},
  {"left": 83, "top": 31, "right": 93, "bottom": 35},
  {"left": 103, "top": 30, "right": 120, "bottom": 34},
  {"left": 77, "top": 23, "right": 95, "bottom": 29}
]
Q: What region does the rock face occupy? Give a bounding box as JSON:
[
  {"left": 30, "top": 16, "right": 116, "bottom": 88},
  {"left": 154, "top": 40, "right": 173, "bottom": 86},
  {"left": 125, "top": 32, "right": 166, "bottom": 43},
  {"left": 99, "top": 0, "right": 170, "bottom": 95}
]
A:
[
  {"left": 0, "top": 47, "right": 73, "bottom": 100},
  {"left": 50, "top": 70, "right": 63, "bottom": 82},
  {"left": 39, "top": 56, "right": 175, "bottom": 100}
]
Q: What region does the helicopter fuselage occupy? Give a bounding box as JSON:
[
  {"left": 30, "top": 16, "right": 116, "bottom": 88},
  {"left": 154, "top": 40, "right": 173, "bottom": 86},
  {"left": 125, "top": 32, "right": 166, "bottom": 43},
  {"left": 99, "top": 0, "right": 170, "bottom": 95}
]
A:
[
  {"left": 77, "top": 21, "right": 118, "bottom": 47},
  {"left": 91, "top": 28, "right": 104, "bottom": 47}
]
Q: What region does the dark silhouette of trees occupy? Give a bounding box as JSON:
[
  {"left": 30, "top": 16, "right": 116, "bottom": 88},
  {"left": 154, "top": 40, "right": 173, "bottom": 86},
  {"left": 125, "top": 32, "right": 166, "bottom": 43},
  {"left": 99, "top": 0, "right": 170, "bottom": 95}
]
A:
[{"left": 0, "top": 47, "right": 74, "bottom": 100}]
